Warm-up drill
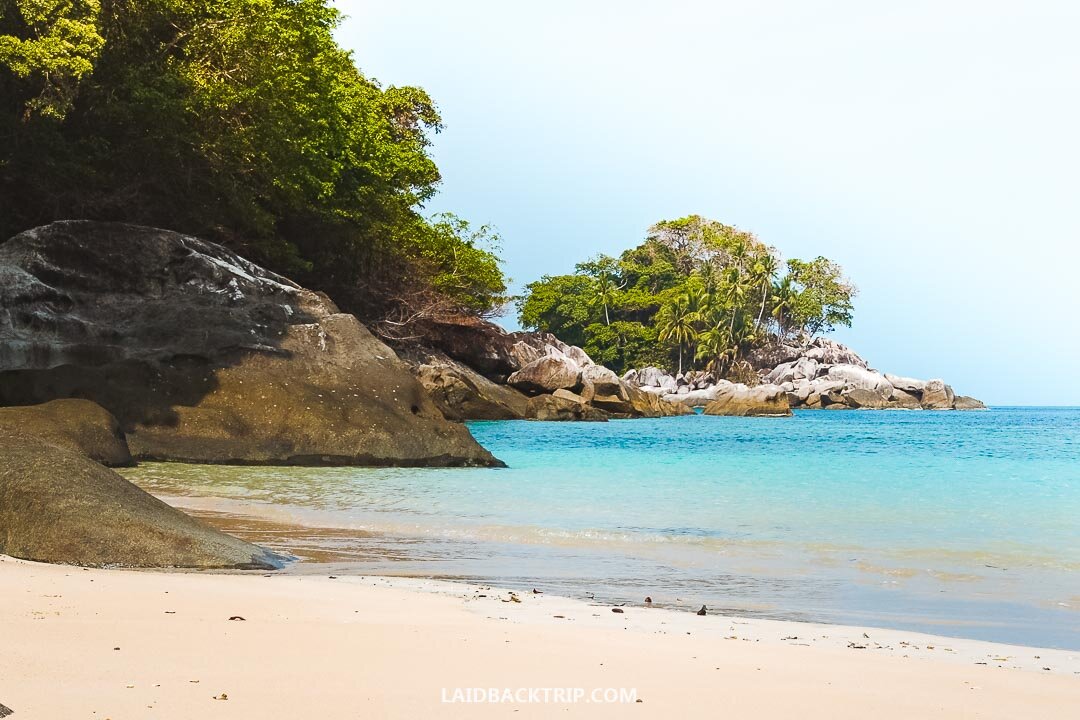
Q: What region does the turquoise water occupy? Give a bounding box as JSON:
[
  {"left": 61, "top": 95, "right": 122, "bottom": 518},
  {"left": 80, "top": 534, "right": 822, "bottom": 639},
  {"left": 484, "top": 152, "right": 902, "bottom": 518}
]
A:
[{"left": 126, "top": 408, "right": 1080, "bottom": 649}]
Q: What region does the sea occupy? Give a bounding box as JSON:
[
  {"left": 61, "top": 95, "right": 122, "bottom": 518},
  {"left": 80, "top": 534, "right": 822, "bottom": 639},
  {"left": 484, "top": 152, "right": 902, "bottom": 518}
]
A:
[{"left": 123, "top": 407, "right": 1080, "bottom": 649}]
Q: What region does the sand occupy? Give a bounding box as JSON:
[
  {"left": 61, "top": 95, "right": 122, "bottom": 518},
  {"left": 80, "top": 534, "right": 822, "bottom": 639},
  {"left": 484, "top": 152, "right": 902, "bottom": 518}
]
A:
[{"left": 1, "top": 555, "right": 1077, "bottom": 719}]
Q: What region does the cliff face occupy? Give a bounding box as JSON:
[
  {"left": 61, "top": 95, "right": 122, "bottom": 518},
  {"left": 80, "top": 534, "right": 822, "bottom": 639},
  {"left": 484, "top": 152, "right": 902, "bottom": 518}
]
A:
[{"left": 0, "top": 221, "right": 501, "bottom": 466}]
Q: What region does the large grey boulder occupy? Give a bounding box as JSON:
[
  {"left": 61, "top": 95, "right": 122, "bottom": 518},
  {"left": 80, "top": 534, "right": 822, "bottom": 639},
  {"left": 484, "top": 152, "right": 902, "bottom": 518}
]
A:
[
  {"left": 791, "top": 357, "right": 819, "bottom": 381},
  {"left": 578, "top": 364, "right": 624, "bottom": 397},
  {"left": 509, "top": 335, "right": 593, "bottom": 372},
  {"left": 890, "top": 387, "right": 923, "bottom": 409},
  {"left": 802, "top": 338, "right": 868, "bottom": 367},
  {"left": 826, "top": 365, "right": 894, "bottom": 395},
  {"left": 954, "top": 395, "right": 987, "bottom": 410},
  {"left": 525, "top": 392, "right": 608, "bottom": 422},
  {"left": 793, "top": 381, "right": 814, "bottom": 403},
  {"left": 0, "top": 221, "right": 500, "bottom": 467},
  {"left": 843, "top": 387, "right": 893, "bottom": 409},
  {"left": 665, "top": 386, "right": 721, "bottom": 407},
  {"left": 766, "top": 362, "right": 796, "bottom": 386},
  {"left": 630, "top": 367, "right": 670, "bottom": 388},
  {"left": 702, "top": 383, "right": 792, "bottom": 417},
  {"left": 658, "top": 375, "right": 679, "bottom": 394},
  {"left": 507, "top": 355, "right": 581, "bottom": 395},
  {"left": 921, "top": 379, "right": 956, "bottom": 409},
  {"left": 0, "top": 401, "right": 282, "bottom": 568},
  {"left": 619, "top": 385, "right": 694, "bottom": 417},
  {"left": 411, "top": 350, "right": 529, "bottom": 421},
  {"left": 884, "top": 373, "right": 927, "bottom": 394}
]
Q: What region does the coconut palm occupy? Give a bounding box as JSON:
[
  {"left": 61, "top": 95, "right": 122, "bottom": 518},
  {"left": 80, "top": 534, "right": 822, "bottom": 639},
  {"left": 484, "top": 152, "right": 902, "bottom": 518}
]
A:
[
  {"left": 695, "top": 321, "right": 736, "bottom": 375},
  {"left": 656, "top": 295, "right": 698, "bottom": 375},
  {"left": 594, "top": 272, "right": 623, "bottom": 325},
  {"left": 770, "top": 275, "right": 797, "bottom": 338},
  {"left": 721, "top": 265, "right": 750, "bottom": 338},
  {"left": 753, "top": 252, "right": 780, "bottom": 330}
]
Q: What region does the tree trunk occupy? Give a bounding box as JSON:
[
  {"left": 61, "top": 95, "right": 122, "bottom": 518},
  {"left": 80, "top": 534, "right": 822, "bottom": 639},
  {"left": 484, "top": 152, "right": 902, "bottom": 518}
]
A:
[{"left": 756, "top": 279, "right": 768, "bottom": 329}]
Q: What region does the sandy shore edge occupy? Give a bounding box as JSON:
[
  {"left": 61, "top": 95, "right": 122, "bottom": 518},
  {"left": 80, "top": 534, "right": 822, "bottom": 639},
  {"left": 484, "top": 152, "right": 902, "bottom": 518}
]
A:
[{"left": 2, "top": 554, "right": 1077, "bottom": 719}]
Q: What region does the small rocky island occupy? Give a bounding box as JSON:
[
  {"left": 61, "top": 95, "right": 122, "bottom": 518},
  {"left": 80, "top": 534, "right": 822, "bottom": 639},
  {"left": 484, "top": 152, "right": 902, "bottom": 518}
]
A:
[
  {"left": 407, "top": 323, "right": 984, "bottom": 420},
  {"left": 622, "top": 337, "right": 985, "bottom": 416}
]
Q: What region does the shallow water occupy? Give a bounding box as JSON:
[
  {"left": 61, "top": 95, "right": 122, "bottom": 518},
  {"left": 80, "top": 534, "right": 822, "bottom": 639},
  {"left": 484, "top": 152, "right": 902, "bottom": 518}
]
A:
[{"left": 123, "top": 407, "right": 1080, "bottom": 649}]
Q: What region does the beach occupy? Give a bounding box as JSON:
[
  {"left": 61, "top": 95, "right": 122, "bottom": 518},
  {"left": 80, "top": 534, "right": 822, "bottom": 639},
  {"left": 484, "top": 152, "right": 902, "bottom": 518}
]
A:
[
  {"left": 124, "top": 409, "right": 1080, "bottom": 650},
  {"left": 2, "top": 555, "right": 1077, "bottom": 719}
]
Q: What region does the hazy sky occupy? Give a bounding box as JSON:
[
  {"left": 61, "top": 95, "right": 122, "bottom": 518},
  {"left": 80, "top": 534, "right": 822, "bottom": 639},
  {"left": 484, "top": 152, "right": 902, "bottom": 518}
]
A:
[{"left": 337, "top": 1, "right": 1080, "bottom": 406}]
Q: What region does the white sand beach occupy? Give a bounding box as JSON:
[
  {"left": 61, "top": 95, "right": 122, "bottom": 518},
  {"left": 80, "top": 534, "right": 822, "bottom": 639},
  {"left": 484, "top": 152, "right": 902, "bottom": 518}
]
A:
[{"left": 1, "top": 555, "right": 1076, "bottom": 719}]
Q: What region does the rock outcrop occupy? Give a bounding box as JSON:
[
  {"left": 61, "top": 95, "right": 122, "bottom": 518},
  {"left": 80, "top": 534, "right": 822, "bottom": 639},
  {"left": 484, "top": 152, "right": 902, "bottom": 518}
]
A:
[
  {"left": 526, "top": 391, "right": 609, "bottom": 421},
  {"left": 0, "top": 221, "right": 500, "bottom": 466},
  {"left": 623, "top": 337, "right": 985, "bottom": 411},
  {"left": 953, "top": 395, "right": 987, "bottom": 410},
  {"left": 702, "top": 383, "right": 792, "bottom": 417},
  {"left": 0, "top": 399, "right": 133, "bottom": 467},
  {"left": 401, "top": 321, "right": 691, "bottom": 422},
  {"left": 0, "top": 400, "right": 282, "bottom": 568},
  {"left": 411, "top": 350, "right": 529, "bottom": 421},
  {"left": 507, "top": 354, "right": 582, "bottom": 395}
]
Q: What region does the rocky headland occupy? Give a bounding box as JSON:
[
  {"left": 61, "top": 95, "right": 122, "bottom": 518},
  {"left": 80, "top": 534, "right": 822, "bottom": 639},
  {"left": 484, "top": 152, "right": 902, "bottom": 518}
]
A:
[
  {"left": 622, "top": 337, "right": 985, "bottom": 416},
  {"left": 0, "top": 221, "right": 500, "bottom": 466}
]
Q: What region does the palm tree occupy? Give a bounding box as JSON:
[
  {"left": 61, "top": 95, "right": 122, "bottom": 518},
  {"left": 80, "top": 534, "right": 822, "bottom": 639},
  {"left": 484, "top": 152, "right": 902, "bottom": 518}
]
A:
[
  {"left": 594, "top": 272, "right": 623, "bottom": 325},
  {"left": 697, "top": 262, "right": 720, "bottom": 299},
  {"left": 770, "top": 276, "right": 797, "bottom": 338},
  {"left": 722, "top": 265, "right": 749, "bottom": 338},
  {"left": 656, "top": 295, "right": 698, "bottom": 375},
  {"left": 695, "top": 321, "right": 736, "bottom": 375},
  {"left": 753, "top": 253, "right": 779, "bottom": 330}
]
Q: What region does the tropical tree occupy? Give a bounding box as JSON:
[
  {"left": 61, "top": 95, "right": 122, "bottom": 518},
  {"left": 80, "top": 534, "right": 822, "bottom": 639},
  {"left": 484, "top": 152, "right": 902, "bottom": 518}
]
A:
[
  {"left": 517, "top": 216, "right": 857, "bottom": 377},
  {"left": 695, "top": 319, "right": 735, "bottom": 375},
  {"left": 656, "top": 295, "right": 698, "bottom": 374},
  {"left": 0, "top": 0, "right": 104, "bottom": 119},
  {"left": 1, "top": 0, "right": 510, "bottom": 332},
  {"left": 594, "top": 271, "right": 622, "bottom": 325},
  {"left": 721, "top": 264, "right": 750, "bottom": 339},
  {"left": 752, "top": 251, "right": 779, "bottom": 330},
  {"left": 784, "top": 257, "right": 857, "bottom": 336},
  {"left": 770, "top": 275, "right": 798, "bottom": 338}
]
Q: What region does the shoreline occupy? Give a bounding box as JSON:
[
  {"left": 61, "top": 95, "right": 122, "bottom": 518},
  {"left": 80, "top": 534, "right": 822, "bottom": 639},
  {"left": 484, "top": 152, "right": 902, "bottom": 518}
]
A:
[
  {"left": 2, "top": 555, "right": 1077, "bottom": 719},
  {"left": 132, "top": 488, "right": 1080, "bottom": 652}
]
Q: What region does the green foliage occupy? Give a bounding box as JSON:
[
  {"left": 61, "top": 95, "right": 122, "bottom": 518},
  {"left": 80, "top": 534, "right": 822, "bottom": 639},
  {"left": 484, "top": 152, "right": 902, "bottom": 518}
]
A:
[
  {"left": 405, "top": 213, "right": 509, "bottom": 316},
  {"left": 516, "top": 274, "right": 598, "bottom": 348},
  {"left": 582, "top": 321, "right": 665, "bottom": 373},
  {"left": 655, "top": 294, "right": 697, "bottom": 374},
  {"left": 784, "top": 257, "right": 857, "bottom": 336},
  {"left": 0, "top": 0, "right": 506, "bottom": 326},
  {"left": 0, "top": 0, "right": 104, "bottom": 119},
  {"left": 518, "top": 214, "right": 857, "bottom": 375}
]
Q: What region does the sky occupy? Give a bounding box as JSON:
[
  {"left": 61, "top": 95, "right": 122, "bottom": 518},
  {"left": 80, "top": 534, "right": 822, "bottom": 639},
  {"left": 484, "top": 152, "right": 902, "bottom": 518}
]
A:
[{"left": 336, "top": 1, "right": 1080, "bottom": 406}]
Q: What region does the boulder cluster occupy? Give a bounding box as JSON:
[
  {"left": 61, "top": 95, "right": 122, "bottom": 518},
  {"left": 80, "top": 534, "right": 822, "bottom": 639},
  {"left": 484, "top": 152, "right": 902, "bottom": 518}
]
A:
[
  {"left": 410, "top": 331, "right": 692, "bottom": 422},
  {"left": 622, "top": 338, "right": 985, "bottom": 415}
]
